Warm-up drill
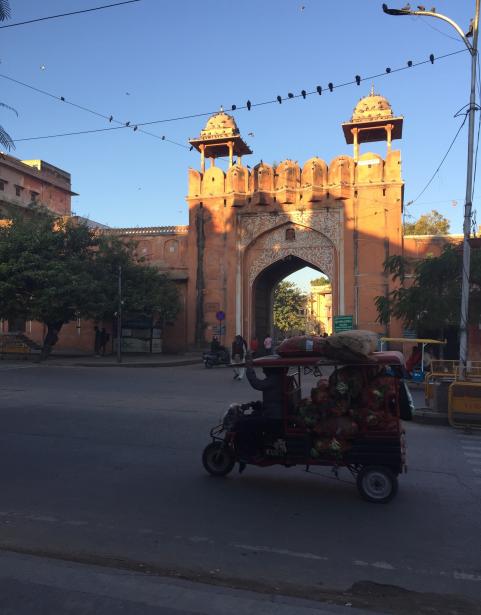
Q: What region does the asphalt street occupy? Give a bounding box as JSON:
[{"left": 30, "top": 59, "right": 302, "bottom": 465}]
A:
[{"left": 0, "top": 361, "right": 480, "bottom": 614}]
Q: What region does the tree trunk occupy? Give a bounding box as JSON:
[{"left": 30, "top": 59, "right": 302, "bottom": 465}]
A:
[{"left": 41, "top": 321, "right": 63, "bottom": 359}]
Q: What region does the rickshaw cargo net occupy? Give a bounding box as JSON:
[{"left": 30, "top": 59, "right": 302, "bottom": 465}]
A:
[{"left": 277, "top": 330, "right": 378, "bottom": 362}]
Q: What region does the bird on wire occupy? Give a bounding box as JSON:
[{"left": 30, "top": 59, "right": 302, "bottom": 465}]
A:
[
  {"left": 466, "top": 18, "right": 474, "bottom": 38},
  {"left": 401, "top": 3, "right": 411, "bottom": 10},
  {"left": 417, "top": 5, "right": 425, "bottom": 10}
]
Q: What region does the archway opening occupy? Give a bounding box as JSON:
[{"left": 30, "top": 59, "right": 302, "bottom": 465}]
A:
[{"left": 252, "top": 256, "right": 332, "bottom": 344}]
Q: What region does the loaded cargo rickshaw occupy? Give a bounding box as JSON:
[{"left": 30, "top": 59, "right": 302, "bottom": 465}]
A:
[{"left": 202, "top": 331, "right": 408, "bottom": 503}]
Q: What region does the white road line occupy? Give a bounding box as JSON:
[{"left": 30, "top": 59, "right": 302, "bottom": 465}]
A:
[
  {"left": 466, "top": 459, "right": 481, "bottom": 465},
  {"left": 462, "top": 445, "right": 481, "bottom": 450},
  {"left": 464, "top": 451, "right": 481, "bottom": 458},
  {"left": 233, "top": 544, "right": 328, "bottom": 561}
]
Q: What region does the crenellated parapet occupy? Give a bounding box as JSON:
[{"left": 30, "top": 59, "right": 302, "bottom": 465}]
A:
[{"left": 187, "top": 152, "right": 401, "bottom": 207}]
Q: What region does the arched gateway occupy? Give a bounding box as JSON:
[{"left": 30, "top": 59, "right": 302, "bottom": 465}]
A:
[{"left": 180, "top": 89, "right": 405, "bottom": 348}]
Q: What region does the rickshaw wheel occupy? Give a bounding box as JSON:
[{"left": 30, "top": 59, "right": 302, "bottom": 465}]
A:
[
  {"left": 202, "top": 442, "right": 235, "bottom": 476},
  {"left": 356, "top": 466, "right": 398, "bottom": 503}
]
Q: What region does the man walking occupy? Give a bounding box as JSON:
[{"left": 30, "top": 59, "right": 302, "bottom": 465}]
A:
[{"left": 231, "top": 334, "right": 248, "bottom": 380}]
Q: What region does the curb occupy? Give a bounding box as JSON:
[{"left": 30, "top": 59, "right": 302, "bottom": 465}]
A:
[
  {"left": 63, "top": 358, "right": 203, "bottom": 368},
  {"left": 413, "top": 408, "right": 449, "bottom": 426}
]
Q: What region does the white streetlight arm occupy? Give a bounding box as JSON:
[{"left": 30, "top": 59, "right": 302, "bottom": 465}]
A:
[{"left": 382, "top": 5, "right": 474, "bottom": 52}]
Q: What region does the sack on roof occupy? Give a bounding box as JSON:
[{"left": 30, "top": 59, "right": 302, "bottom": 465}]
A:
[{"left": 276, "top": 330, "right": 378, "bottom": 362}]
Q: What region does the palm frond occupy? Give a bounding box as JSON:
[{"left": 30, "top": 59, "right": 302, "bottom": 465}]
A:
[
  {"left": 0, "top": 102, "right": 18, "bottom": 117},
  {"left": 0, "top": 0, "right": 11, "bottom": 22},
  {"left": 0, "top": 125, "right": 15, "bottom": 151}
]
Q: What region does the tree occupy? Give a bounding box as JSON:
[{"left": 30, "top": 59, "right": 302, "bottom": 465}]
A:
[
  {"left": 0, "top": 1, "right": 16, "bottom": 151},
  {"left": 375, "top": 245, "right": 481, "bottom": 338},
  {"left": 404, "top": 209, "right": 451, "bottom": 235},
  {"left": 0, "top": 212, "right": 180, "bottom": 357},
  {"left": 273, "top": 281, "right": 307, "bottom": 335},
  {"left": 310, "top": 276, "right": 330, "bottom": 287}
]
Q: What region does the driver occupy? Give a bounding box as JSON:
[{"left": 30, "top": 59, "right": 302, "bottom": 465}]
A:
[{"left": 235, "top": 357, "right": 286, "bottom": 470}]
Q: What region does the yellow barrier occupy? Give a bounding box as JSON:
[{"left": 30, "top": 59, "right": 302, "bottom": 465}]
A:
[
  {"left": 448, "top": 381, "right": 481, "bottom": 429},
  {"left": 424, "top": 360, "right": 459, "bottom": 402}
]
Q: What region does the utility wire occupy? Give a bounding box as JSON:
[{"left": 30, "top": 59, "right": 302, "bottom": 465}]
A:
[
  {"left": 409, "top": 113, "right": 469, "bottom": 205},
  {"left": 0, "top": 72, "right": 190, "bottom": 149},
  {"left": 0, "top": 0, "right": 141, "bottom": 29},
  {"left": 9, "top": 48, "right": 468, "bottom": 144}
]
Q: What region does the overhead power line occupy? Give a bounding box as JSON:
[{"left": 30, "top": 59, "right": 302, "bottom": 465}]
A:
[
  {"left": 0, "top": 0, "right": 142, "bottom": 29},
  {"left": 8, "top": 48, "right": 468, "bottom": 145}
]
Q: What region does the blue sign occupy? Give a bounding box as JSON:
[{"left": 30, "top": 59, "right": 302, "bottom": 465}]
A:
[{"left": 216, "top": 311, "right": 225, "bottom": 321}]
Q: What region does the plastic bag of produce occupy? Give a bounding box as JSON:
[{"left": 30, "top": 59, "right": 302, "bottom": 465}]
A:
[{"left": 326, "top": 330, "right": 378, "bottom": 359}]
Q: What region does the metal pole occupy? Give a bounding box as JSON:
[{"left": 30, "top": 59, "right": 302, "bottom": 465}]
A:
[
  {"left": 459, "top": 0, "right": 480, "bottom": 379},
  {"left": 117, "top": 265, "right": 122, "bottom": 364},
  {"left": 382, "top": 2, "right": 480, "bottom": 379}
]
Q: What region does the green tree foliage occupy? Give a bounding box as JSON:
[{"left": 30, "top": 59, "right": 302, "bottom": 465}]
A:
[
  {"left": 0, "top": 213, "right": 180, "bottom": 356},
  {"left": 375, "top": 245, "right": 481, "bottom": 335},
  {"left": 273, "top": 281, "right": 306, "bottom": 335},
  {"left": 310, "top": 276, "right": 330, "bottom": 286},
  {"left": 404, "top": 209, "right": 451, "bottom": 235}
]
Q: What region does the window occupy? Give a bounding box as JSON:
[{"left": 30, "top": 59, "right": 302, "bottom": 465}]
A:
[
  {"left": 30, "top": 191, "right": 39, "bottom": 202},
  {"left": 285, "top": 228, "right": 295, "bottom": 241},
  {"left": 0, "top": 180, "right": 4, "bottom": 191},
  {"left": 15, "top": 185, "right": 22, "bottom": 197}
]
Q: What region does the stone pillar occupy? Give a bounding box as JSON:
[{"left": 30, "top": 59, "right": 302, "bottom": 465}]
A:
[
  {"left": 351, "top": 128, "right": 359, "bottom": 161},
  {"left": 200, "top": 144, "right": 205, "bottom": 174}
]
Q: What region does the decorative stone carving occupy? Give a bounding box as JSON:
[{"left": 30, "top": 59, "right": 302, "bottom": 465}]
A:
[
  {"left": 238, "top": 209, "right": 342, "bottom": 250},
  {"left": 246, "top": 224, "right": 336, "bottom": 285}
]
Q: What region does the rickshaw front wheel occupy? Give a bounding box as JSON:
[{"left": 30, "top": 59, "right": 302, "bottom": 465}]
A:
[
  {"left": 356, "top": 466, "right": 398, "bottom": 503},
  {"left": 202, "top": 442, "right": 235, "bottom": 477}
]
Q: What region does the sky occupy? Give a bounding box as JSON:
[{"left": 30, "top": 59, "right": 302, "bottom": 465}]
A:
[{"left": 1, "top": 1, "right": 477, "bottom": 261}]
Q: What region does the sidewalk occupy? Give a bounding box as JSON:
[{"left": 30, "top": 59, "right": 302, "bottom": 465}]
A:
[{"left": 1, "top": 352, "right": 203, "bottom": 369}]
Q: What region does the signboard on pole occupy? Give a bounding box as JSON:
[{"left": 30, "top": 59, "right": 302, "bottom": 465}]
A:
[{"left": 333, "top": 315, "right": 354, "bottom": 333}]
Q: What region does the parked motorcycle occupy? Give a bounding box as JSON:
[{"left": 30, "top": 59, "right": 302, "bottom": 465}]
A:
[{"left": 202, "top": 348, "right": 230, "bottom": 369}]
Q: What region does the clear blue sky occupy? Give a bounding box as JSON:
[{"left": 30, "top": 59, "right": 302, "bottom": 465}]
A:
[{"left": 1, "top": 0, "right": 476, "bottom": 240}]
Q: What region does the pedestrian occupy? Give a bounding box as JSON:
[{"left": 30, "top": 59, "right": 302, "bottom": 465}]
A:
[
  {"left": 94, "top": 326, "right": 101, "bottom": 356},
  {"left": 263, "top": 333, "right": 273, "bottom": 355},
  {"left": 100, "top": 328, "right": 110, "bottom": 355},
  {"left": 231, "top": 334, "right": 248, "bottom": 380}
]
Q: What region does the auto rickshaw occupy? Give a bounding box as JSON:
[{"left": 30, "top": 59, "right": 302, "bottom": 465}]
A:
[{"left": 202, "top": 351, "right": 407, "bottom": 503}]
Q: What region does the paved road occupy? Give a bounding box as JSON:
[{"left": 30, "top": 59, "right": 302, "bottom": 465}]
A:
[{"left": 0, "top": 362, "right": 480, "bottom": 614}]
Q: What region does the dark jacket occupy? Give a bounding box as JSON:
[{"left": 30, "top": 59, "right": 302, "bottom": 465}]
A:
[
  {"left": 246, "top": 367, "right": 283, "bottom": 418},
  {"left": 232, "top": 337, "right": 247, "bottom": 360}
]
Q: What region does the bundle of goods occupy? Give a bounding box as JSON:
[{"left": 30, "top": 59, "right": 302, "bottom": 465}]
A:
[
  {"left": 295, "top": 364, "right": 400, "bottom": 459},
  {"left": 276, "top": 330, "right": 379, "bottom": 362},
  {"left": 276, "top": 335, "right": 328, "bottom": 357}
]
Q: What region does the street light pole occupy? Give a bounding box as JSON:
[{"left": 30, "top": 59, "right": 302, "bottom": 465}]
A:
[{"left": 382, "top": 3, "right": 480, "bottom": 378}]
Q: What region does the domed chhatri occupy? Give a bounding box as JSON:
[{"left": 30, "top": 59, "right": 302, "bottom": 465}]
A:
[
  {"left": 351, "top": 87, "right": 394, "bottom": 122},
  {"left": 342, "top": 86, "right": 403, "bottom": 160},
  {"left": 190, "top": 111, "right": 252, "bottom": 172},
  {"left": 201, "top": 112, "right": 240, "bottom": 138}
]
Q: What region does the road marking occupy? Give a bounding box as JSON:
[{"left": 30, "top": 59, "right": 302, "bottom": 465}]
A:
[
  {"left": 466, "top": 459, "right": 481, "bottom": 465},
  {"left": 464, "top": 451, "right": 481, "bottom": 458},
  {"left": 233, "top": 544, "right": 328, "bottom": 561},
  {"left": 462, "top": 445, "right": 481, "bottom": 451},
  {"left": 454, "top": 571, "right": 481, "bottom": 582}
]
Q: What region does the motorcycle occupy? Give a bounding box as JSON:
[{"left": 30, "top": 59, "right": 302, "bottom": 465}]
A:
[{"left": 202, "top": 348, "right": 230, "bottom": 369}]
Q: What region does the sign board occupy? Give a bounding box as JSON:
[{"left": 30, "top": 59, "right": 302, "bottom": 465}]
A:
[
  {"left": 216, "top": 310, "right": 225, "bottom": 321},
  {"left": 212, "top": 325, "right": 226, "bottom": 335},
  {"left": 402, "top": 329, "right": 417, "bottom": 339},
  {"left": 333, "top": 315, "right": 354, "bottom": 333}
]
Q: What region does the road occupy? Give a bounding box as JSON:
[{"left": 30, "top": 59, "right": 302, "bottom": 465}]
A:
[{"left": 0, "top": 361, "right": 480, "bottom": 614}]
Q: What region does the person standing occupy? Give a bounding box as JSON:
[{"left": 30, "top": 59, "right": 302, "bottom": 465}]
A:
[
  {"left": 250, "top": 336, "right": 259, "bottom": 357},
  {"left": 263, "top": 334, "right": 273, "bottom": 355},
  {"left": 94, "top": 326, "right": 101, "bottom": 356},
  {"left": 231, "top": 334, "right": 248, "bottom": 380},
  {"left": 100, "top": 328, "right": 110, "bottom": 355}
]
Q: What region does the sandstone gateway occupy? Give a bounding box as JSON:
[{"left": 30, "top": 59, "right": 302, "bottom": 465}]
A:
[{"left": 4, "top": 89, "right": 475, "bottom": 355}]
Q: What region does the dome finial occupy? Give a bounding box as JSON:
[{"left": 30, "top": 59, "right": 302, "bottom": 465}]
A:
[
  {"left": 370, "top": 83, "right": 375, "bottom": 96},
  {"left": 220, "top": 105, "right": 224, "bottom": 112}
]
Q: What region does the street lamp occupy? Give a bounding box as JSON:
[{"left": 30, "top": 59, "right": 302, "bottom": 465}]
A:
[{"left": 382, "top": 2, "right": 480, "bottom": 378}]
